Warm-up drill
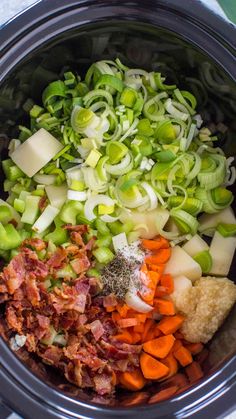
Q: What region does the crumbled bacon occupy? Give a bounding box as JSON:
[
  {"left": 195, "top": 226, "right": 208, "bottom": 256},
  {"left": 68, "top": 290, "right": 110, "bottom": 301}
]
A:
[
  {"left": 0, "top": 226, "right": 138, "bottom": 396},
  {"left": 90, "top": 320, "right": 104, "bottom": 341}
]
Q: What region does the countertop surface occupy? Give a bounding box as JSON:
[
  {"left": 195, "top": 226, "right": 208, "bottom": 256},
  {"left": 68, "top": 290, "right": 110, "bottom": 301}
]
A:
[{"left": 0, "top": 1, "right": 235, "bottom": 419}]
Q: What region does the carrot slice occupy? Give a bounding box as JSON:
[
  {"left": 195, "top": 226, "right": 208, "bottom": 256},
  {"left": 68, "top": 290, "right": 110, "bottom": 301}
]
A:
[
  {"left": 172, "top": 339, "right": 183, "bottom": 352},
  {"left": 132, "top": 332, "right": 141, "bottom": 344},
  {"left": 161, "top": 353, "right": 178, "bottom": 379},
  {"left": 155, "top": 286, "right": 169, "bottom": 298},
  {"left": 106, "top": 305, "right": 116, "bottom": 312},
  {"left": 147, "top": 264, "right": 165, "bottom": 276},
  {"left": 145, "top": 248, "right": 171, "bottom": 265},
  {"left": 185, "top": 361, "right": 203, "bottom": 383},
  {"left": 112, "top": 312, "right": 121, "bottom": 323},
  {"left": 116, "top": 304, "right": 129, "bottom": 318},
  {"left": 114, "top": 330, "right": 133, "bottom": 344},
  {"left": 148, "top": 271, "right": 161, "bottom": 287},
  {"left": 160, "top": 274, "right": 174, "bottom": 294},
  {"left": 143, "top": 334, "right": 175, "bottom": 359},
  {"left": 174, "top": 346, "right": 193, "bottom": 367},
  {"left": 148, "top": 385, "right": 179, "bottom": 403},
  {"left": 140, "top": 352, "right": 169, "bottom": 380},
  {"left": 141, "top": 237, "right": 169, "bottom": 251},
  {"left": 134, "top": 324, "right": 145, "bottom": 333},
  {"left": 117, "top": 318, "right": 138, "bottom": 328},
  {"left": 158, "top": 314, "right": 185, "bottom": 335},
  {"left": 163, "top": 372, "right": 188, "bottom": 389},
  {"left": 185, "top": 342, "right": 204, "bottom": 355},
  {"left": 154, "top": 298, "right": 175, "bottom": 315},
  {"left": 141, "top": 319, "right": 154, "bottom": 343},
  {"left": 119, "top": 369, "right": 147, "bottom": 391}
]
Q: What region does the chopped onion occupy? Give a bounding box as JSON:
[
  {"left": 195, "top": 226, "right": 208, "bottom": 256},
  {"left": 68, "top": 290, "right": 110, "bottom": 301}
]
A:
[
  {"left": 112, "top": 232, "right": 128, "bottom": 253},
  {"left": 125, "top": 289, "right": 153, "bottom": 313}
]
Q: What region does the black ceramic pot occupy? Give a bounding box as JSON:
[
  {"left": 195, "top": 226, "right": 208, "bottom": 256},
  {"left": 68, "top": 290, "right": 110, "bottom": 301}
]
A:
[{"left": 0, "top": 1, "right": 236, "bottom": 418}]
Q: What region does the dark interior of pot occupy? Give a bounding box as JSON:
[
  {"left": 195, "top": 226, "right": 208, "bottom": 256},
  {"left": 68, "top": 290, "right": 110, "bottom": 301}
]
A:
[{"left": 0, "top": 22, "right": 236, "bottom": 407}]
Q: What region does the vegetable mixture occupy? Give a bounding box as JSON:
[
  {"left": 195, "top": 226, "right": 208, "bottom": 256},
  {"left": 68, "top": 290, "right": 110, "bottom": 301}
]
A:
[{"left": 0, "top": 59, "right": 236, "bottom": 401}]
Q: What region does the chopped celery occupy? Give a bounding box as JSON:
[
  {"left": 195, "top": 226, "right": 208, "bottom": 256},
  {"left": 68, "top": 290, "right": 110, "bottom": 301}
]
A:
[
  {"left": 0, "top": 205, "right": 12, "bottom": 224},
  {"left": 95, "top": 235, "right": 112, "bottom": 248},
  {"left": 95, "top": 219, "right": 110, "bottom": 235},
  {"left": 13, "top": 199, "right": 25, "bottom": 213},
  {"left": 59, "top": 201, "right": 83, "bottom": 225},
  {"left": 45, "top": 225, "right": 69, "bottom": 245},
  {"left": 21, "top": 195, "right": 40, "bottom": 224},
  {"left": 87, "top": 268, "right": 100, "bottom": 278},
  {"left": 0, "top": 223, "right": 21, "bottom": 250},
  {"left": 92, "top": 247, "right": 114, "bottom": 264}
]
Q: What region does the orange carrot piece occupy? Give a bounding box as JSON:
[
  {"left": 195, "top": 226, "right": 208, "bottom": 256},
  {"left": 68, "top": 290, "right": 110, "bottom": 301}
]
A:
[
  {"left": 144, "top": 326, "right": 160, "bottom": 343},
  {"left": 141, "top": 237, "right": 169, "bottom": 251},
  {"left": 114, "top": 330, "right": 133, "bottom": 344},
  {"left": 164, "top": 372, "right": 188, "bottom": 389},
  {"left": 185, "top": 361, "right": 203, "bottom": 383},
  {"left": 116, "top": 304, "right": 129, "bottom": 318},
  {"left": 112, "top": 311, "right": 121, "bottom": 323},
  {"left": 134, "top": 313, "right": 148, "bottom": 323},
  {"left": 106, "top": 305, "right": 116, "bottom": 312},
  {"left": 161, "top": 353, "right": 178, "bottom": 379},
  {"left": 148, "top": 385, "right": 179, "bottom": 403},
  {"left": 148, "top": 271, "right": 161, "bottom": 287},
  {"left": 143, "top": 334, "right": 175, "bottom": 359},
  {"left": 141, "top": 319, "right": 154, "bottom": 343},
  {"left": 185, "top": 342, "right": 204, "bottom": 355},
  {"left": 155, "top": 286, "right": 169, "bottom": 298},
  {"left": 111, "top": 370, "right": 117, "bottom": 386},
  {"left": 140, "top": 352, "right": 169, "bottom": 380},
  {"left": 174, "top": 346, "right": 193, "bottom": 367},
  {"left": 140, "top": 263, "right": 148, "bottom": 274},
  {"left": 117, "top": 318, "right": 138, "bottom": 328},
  {"left": 154, "top": 298, "right": 175, "bottom": 315},
  {"left": 132, "top": 332, "right": 141, "bottom": 344},
  {"left": 134, "top": 324, "right": 145, "bottom": 333},
  {"left": 158, "top": 314, "right": 185, "bottom": 335},
  {"left": 147, "top": 264, "right": 165, "bottom": 276},
  {"left": 172, "top": 339, "right": 183, "bottom": 352},
  {"left": 119, "top": 369, "right": 147, "bottom": 391},
  {"left": 160, "top": 274, "right": 174, "bottom": 294},
  {"left": 145, "top": 248, "right": 171, "bottom": 265}
]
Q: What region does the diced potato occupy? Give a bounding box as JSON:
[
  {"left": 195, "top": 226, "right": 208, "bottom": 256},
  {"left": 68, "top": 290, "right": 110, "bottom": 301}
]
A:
[
  {"left": 119, "top": 208, "right": 169, "bottom": 239},
  {"left": 182, "top": 234, "right": 209, "bottom": 258},
  {"left": 11, "top": 128, "right": 63, "bottom": 177},
  {"left": 198, "top": 207, "right": 236, "bottom": 236},
  {"left": 209, "top": 231, "right": 236, "bottom": 276},
  {"left": 164, "top": 246, "right": 202, "bottom": 282}
]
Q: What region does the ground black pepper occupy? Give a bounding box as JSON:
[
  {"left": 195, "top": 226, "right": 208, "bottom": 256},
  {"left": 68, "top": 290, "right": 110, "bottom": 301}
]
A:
[{"left": 101, "top": 248, "right": 143, "bottom": 300}]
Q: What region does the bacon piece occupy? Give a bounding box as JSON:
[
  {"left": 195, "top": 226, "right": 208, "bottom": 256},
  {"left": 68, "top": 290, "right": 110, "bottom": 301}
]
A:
[
  {"left": 47, "top": 247, "right": 67, "bottom": 269},
  {"left": 70, "top": 255, "right": 90, "bottom": 274},
  {"left": 3, "top": 253, "right": 25, "bottom": 294},
  {"left": 85, "top": 237, "right": 96, "bottom": 251},
  {"left": 90, "top": 320, "right": 104, "bottom": 341},
  {"left": 6, "top": 306, "right": 23, "bottom": 333},
  {"left": 38, "top": 345, "right": 63, "bottom": 366},
  {"left": 39, "top": 195, "right": 48, "bottom": 212},
  {"left": 103, "top": 294, "right": 117, "bottom": 308},
  {"left": 94, "top": 373, "right": 113, "bottom": 395},
  {"left": 25, "top": 278, "right": 40, "bottom": 306},
  {"left": 63, "top": 225, "right": 88, "bottom": 233},
  {"left": 23, "top": 238, "right": 46, "bottom": 251}
]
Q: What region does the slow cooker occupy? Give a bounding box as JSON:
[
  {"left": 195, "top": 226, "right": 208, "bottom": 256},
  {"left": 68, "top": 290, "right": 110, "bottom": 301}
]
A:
[{"left": 0, "top": 1, "right": 236, "bottom": 418}]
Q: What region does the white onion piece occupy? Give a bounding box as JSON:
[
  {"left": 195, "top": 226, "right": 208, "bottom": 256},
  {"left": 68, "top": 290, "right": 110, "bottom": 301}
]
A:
[
  {"left": 67, "top": 190, "right": 87, "bottom": 201},
  {"left": 125, "top": 290, "right": 153, "bottom": 313},
  {"left": 165, "top": 98, "right": 189, "bottom": 121},
  {"left": 33, "top": 173, "right": 57, "bottom": 186},
  {"left": 32, "top": 205, "right": 59, "bottom": 233},
  {"left": 84, "top": 194, "right": 115, "bottom": 221}
]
